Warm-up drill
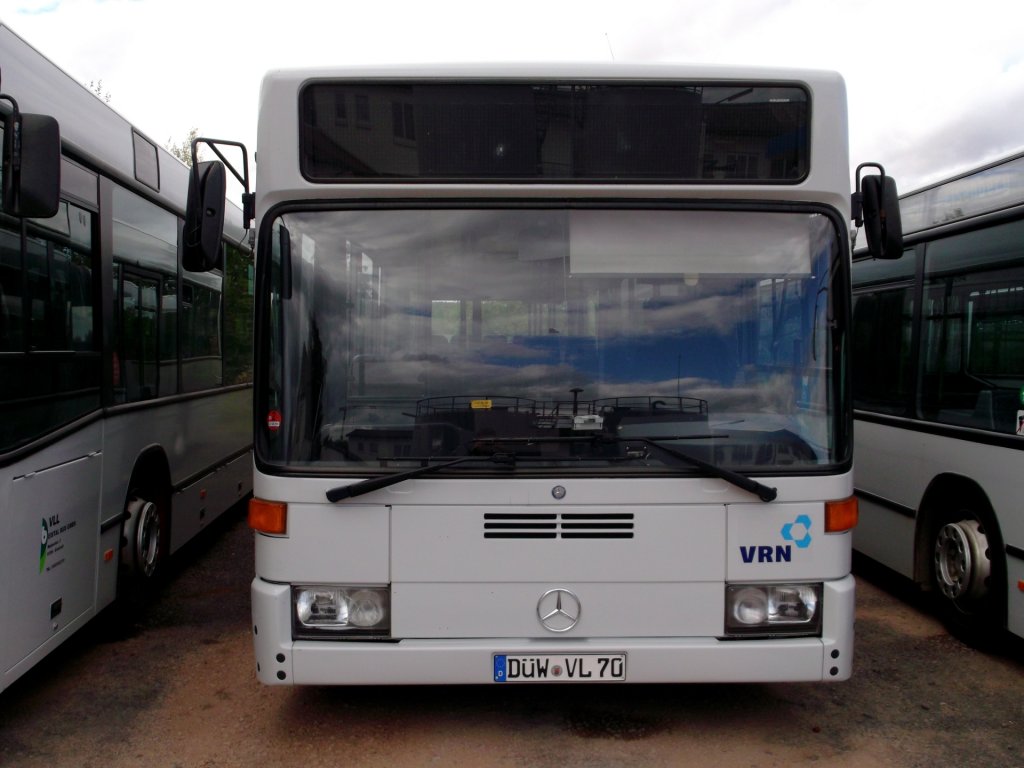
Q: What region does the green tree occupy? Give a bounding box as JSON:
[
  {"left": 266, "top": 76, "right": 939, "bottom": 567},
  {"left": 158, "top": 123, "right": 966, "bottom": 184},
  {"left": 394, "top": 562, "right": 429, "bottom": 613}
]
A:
[
  {"left": 167, "top": 127, "right": 202, "bottom": 167},
  {"left": 223, "top": 242, "right": 254, "bottom": 385},
  {"left": 86, "top": 80, "right": 110, "bottom": 103}
]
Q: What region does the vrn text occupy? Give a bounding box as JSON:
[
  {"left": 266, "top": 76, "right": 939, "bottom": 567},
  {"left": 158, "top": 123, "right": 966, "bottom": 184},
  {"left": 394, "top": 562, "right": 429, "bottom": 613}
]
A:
[{"left": 739, "top": 545, "right": 792, "bottom": 564}]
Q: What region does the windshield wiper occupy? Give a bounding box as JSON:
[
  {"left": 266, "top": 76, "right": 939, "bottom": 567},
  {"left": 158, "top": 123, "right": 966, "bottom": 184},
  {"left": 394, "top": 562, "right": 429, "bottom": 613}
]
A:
[
  {"left": 326, "top": 453, "right": 516, "bottom": 502},
  {"left": 619, "top": 436, "right": 777, "bottom": 502},
  {"left": 326, "top": 437, "right": 776, "bottom": 503}
]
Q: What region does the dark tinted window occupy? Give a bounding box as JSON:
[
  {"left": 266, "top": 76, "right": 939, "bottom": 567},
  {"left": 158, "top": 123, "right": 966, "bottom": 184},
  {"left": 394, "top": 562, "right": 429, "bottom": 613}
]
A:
[
  {"left": 117, "top": 270, "right": 160, "bottom": 401},
  {"left": 852, "top": 249, "right": 916, "bottom": 288},
  {"left": 851, "top": 248, "right": 917, "bottom": 416},
  {"left": 300, "top": 83, "right": 809, "bottom": 183},
  {"left": 919, "top": 220, "right": 1024, "bottom": 434},
  {"left": 181, "top": 273, "right": 223, "bottom": 392},
  {"left": 1, "top": 199, "right": 100, "bottom": 452},
  {"left": 112, "top": 186, "right": 177, "bottom": 275},
  {"left": 852, "top": 287, "right": 914, "bottom": 415},
  {"left": 112, "top": 187, "right": 179, "bottom": 401}
]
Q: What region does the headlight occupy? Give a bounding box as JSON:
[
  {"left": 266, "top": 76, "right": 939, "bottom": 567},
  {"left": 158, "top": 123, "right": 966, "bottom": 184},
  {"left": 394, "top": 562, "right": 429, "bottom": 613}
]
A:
[
  {"left": 292, "top": 585, "right": 390, "bottom": 639},
  {"left": 724, "top": 583, "right": 822, "bottom": 637}
]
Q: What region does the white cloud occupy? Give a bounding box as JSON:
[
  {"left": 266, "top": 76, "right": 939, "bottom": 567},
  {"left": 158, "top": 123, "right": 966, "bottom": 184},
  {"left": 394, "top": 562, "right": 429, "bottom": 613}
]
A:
[{"left": 2, "top": 0, "right": 1022, "bottom": 191}]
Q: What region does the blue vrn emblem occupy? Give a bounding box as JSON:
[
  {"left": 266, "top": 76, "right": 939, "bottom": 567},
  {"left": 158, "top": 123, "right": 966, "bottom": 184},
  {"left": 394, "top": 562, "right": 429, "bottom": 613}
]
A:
[
  {"left": 781, "top": 514, "right": 813, "bottom": 548},
  {"left": 739, "top": 514, "right": 813, "bottom": 564}
]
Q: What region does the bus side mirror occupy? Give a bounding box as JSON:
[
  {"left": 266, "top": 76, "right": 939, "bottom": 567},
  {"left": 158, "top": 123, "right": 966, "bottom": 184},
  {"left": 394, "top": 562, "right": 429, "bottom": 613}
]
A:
[
  {"left": 853, "top": 164, "right": 903, "bottom": 260},
  {"left": 2, "top": 111, "right": 61, "bottom": 218},
  {"left": 183, "top": 159, "right": 226, "bottom": 272}
]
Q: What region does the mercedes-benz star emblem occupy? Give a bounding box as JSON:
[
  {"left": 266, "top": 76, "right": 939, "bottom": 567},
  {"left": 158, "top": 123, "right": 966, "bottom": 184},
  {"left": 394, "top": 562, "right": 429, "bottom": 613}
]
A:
[{"left": 537, "top": 588, "right": 581, "bottom": 633}]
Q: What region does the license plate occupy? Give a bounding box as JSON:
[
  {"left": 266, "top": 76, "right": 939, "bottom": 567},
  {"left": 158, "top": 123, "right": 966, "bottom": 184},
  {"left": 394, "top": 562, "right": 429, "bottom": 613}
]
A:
[{"left": 493, "top": 653, "right": 626, "bottom": 682}]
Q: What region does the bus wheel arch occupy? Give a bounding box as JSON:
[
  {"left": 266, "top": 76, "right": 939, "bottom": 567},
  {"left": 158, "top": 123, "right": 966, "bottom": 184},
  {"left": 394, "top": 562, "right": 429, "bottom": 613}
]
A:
[
  {"left": 915, "top": 474, "right": 1006, "bottom": 639},
  {"left": 121, "top": 449, "right": 172, "bottom": 588}
]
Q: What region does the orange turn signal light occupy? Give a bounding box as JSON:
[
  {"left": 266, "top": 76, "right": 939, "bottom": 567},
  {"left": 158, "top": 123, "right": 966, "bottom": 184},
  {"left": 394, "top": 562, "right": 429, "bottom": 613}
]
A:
[
  {"left": 825, "top": 496, "right": 858, "bottom": 533},
  {"left": 249, "top": 497, "right": 287, "bottom": 535}
]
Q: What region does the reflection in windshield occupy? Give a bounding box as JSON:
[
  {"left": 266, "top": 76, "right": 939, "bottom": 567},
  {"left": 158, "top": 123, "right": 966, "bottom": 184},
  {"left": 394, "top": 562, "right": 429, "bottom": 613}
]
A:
[{"left": 258, "top": 207, "right": 843, "bottom": 473}]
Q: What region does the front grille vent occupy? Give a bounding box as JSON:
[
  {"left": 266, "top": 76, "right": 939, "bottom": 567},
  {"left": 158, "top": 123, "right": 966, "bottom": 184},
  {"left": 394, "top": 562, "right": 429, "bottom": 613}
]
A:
[{"left": 484, "top": 513, "right": 634, "bottom": 539}]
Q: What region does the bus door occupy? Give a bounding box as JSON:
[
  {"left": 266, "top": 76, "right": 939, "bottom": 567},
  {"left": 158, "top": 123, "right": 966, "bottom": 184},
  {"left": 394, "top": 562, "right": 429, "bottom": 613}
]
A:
[{"left": 117, "top": 269, "right": 161, "bottom": 401}]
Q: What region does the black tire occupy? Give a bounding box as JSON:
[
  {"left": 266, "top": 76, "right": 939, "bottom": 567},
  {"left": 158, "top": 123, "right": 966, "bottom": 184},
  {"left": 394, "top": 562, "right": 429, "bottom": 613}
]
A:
[
  {"left": 927, "top": 503, "right": 1006, "bottom": 647},
  {"left": 118, "top": 491, "right": 167, "bottom": 605}
]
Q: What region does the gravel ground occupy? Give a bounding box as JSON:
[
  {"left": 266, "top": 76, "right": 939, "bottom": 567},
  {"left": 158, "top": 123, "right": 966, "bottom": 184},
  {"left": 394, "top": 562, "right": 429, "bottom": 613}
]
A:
[{"left": 2, "top": 506, "right": 1022, "bottom": 768}]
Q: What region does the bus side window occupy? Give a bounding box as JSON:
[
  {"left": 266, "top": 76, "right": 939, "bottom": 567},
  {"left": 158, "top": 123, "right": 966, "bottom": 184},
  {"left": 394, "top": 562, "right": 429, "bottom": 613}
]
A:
[
  {"left": 920, "top": 219, "right": 1024, "bottom": 432},
  {"left": 181, "top": 276, "right": 223, "bottom": 392},
  {"left": 851, "top": 287, "right": 914, "bottom": 415},
  {"left": 0, "top": 225, "right": 22, "bottom": 351},
  {"left": 0, "top": 201, "right": 100, "bottom": 452},
  {"left": 112, "top": 185, "right": 179, "bottom": 400}
]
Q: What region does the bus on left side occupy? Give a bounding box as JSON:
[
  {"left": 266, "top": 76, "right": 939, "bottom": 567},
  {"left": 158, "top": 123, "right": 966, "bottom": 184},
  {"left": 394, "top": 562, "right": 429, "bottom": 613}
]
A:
[{"left": 0, "top": 23, "right": 253, "bottom": 694}]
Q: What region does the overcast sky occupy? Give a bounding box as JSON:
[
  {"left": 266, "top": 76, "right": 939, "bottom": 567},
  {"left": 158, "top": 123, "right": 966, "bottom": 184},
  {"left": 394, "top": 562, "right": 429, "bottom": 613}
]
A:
[{"left": 2, "top": 0, "right": 1023, "bottom": 193}]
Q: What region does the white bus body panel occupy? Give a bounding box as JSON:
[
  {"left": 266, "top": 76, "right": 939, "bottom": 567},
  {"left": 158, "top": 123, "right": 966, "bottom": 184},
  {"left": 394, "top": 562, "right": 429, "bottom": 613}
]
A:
[
  {"left": 100, "top": 388, "right": 252, "bottom": 558},
  {"left": 253, "top": 472, "right": 854, "bottom": 683},
  {"left": 1, "top": 392, "right": 252, "bottom": 693},
  {"left": 854, "top": 494, "right": 916, "bottom": 578},
  {"left": 255, "top": 65, "right": 851, "bottom": 222},
  {"left": 0, "top": 424, "right": 105, "bottom": 692},
  {"left": 392, "top": 504, "right": 725, "bottom": 583},
  {"left": 390, "top": 582, "right": 725, "bottom": 638},
  {"left": 172, "top": 451, "right": 252, "bottom": 554},
  {"left": 854, "top": 418, "right": 1024, "bottom": 636}
]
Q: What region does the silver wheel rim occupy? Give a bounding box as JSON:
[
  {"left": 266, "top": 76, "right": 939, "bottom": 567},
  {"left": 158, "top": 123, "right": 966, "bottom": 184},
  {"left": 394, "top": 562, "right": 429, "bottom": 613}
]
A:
[
  {"left": 128, "top": 497, "right": 161, "bottom": 578},
  {"left": 934, "top": 519, "right": 989, "bottom": 603}
]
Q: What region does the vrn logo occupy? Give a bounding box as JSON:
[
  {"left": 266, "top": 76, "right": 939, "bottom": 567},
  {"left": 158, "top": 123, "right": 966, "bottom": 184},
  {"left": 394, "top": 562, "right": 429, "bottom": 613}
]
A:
[{"left": 739, "top": 514, "right": 813, "bottom": 564}]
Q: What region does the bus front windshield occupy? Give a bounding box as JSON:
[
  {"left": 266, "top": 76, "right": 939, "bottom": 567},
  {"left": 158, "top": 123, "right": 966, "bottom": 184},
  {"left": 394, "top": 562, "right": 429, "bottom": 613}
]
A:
[{"left": 258, "top": 207, "right": 846, "bottom": 475}]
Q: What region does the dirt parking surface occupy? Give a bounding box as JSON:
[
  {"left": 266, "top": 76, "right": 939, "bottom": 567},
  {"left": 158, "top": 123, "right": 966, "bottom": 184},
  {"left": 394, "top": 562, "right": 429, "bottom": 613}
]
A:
[{"left": 2, "top": 507, "right": 1022, "bottom": 768}]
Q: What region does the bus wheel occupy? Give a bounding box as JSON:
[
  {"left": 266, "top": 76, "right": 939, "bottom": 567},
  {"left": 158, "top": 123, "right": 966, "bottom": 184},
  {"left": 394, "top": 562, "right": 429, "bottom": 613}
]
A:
[
  {"left": 928, "top": 510, "right": 1003, "bottom": 643},
  {"left": 124, "top": 494, "right": 163, "bottom": 580},
  {"left": 934, "top": 519, "right": 990, "bottom": 605}
]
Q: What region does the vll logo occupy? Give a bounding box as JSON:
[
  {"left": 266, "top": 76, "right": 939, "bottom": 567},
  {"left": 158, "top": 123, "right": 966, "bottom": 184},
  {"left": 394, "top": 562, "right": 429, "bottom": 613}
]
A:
[{"left": 739, "top": 514, "right": 813, "bottom": 564}]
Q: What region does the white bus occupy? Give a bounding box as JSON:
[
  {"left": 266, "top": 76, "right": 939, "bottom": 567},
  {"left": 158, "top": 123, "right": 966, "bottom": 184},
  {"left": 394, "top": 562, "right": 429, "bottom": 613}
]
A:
[
  {"left": 0, "top": 24, "right": 253, "bottom": 693},
  {"left": 190, "top": 65, "right": 900, "bottom": 684},
  {"left": 852, "top": 151, "right": 1024, "bottom": 644}
]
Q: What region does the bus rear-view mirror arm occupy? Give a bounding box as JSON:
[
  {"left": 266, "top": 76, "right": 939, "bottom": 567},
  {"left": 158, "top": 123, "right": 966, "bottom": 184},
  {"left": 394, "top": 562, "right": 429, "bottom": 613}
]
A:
[
  {"left": 183, "top": 137, "right": 254, "bottom": 272},
  {"left": 852, "top": 162, "right": 903, "bottom": 260}
]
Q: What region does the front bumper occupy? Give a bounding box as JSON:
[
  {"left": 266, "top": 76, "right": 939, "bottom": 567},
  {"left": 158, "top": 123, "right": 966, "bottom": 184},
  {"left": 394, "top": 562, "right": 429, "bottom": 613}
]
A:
[{"left": 251, "top": 574, "right": 854, "bottom": 684}]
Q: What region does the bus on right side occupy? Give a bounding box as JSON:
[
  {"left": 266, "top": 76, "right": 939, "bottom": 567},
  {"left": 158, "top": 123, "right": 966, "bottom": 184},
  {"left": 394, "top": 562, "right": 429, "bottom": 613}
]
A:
[{"left": 852, "top": 150, "right": 1024, "bottom": 645}]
